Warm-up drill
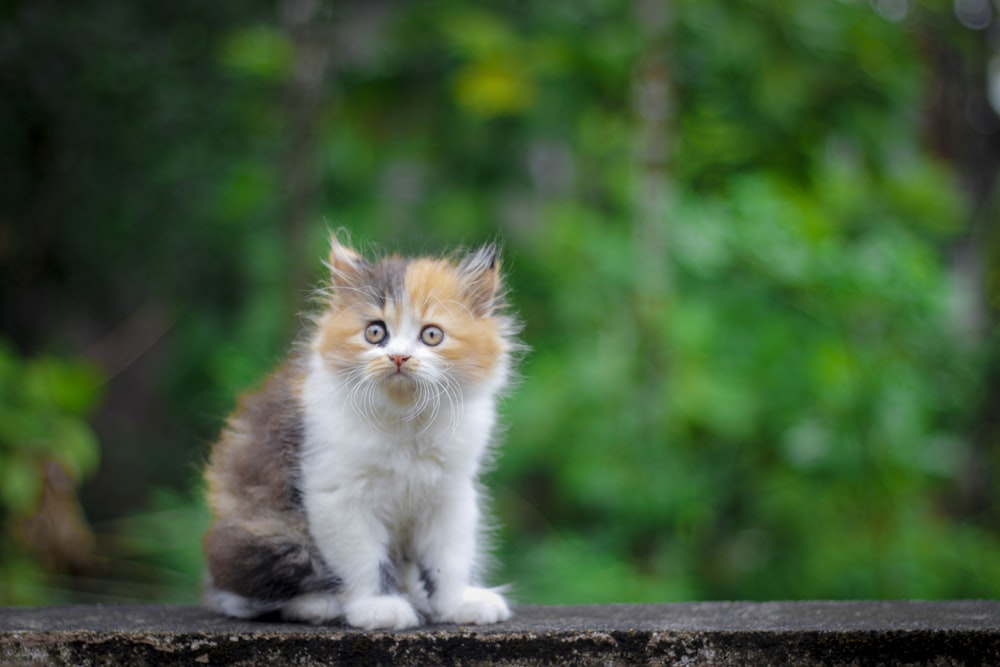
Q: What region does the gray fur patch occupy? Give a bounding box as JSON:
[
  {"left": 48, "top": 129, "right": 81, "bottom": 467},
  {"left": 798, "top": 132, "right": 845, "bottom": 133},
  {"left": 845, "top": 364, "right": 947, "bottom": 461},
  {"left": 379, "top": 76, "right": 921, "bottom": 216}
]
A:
[
  {"left": 204, "top": 523, "right": 340, "bottom": 607},
  {"left": 379, "top": 560, "right": 400, "bottom": 595},
  {"left": 364, "top": 256, "right": 409, "bottom": 307},
  {"left": 419, "top": 564, "right": 438, "bottom": 599}
]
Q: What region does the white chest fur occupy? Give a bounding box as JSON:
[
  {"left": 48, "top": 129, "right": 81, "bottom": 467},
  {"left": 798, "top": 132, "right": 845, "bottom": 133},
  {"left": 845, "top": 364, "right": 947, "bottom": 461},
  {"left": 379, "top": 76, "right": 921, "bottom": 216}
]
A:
[{"left": 299, "top": 352, "right": 495, "bottom": 524}]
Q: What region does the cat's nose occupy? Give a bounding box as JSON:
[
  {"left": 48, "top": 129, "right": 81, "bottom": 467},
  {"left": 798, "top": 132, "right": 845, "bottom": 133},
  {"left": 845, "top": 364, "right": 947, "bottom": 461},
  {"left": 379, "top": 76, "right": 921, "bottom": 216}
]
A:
[{"left": 388, "top": 354, "right": 411, "bottom": 369}]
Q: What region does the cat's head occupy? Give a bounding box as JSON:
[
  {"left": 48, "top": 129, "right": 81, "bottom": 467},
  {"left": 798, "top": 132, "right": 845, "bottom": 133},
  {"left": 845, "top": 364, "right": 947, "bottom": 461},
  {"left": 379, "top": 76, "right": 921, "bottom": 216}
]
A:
[{"left": 311, "top": 238, "right": 519, "bottom": 412}]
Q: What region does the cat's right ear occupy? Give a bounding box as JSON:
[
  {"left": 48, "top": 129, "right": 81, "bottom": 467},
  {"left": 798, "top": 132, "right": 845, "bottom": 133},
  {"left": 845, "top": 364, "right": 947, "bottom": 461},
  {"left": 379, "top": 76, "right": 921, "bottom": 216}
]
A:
[{"left": 327, "top": 236, "right": 368, "bottom": 288}]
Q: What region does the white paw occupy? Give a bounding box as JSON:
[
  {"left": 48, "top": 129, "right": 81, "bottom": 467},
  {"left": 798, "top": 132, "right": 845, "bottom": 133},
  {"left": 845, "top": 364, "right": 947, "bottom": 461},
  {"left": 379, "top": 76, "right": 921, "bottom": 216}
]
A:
[
  {"left": 443, "top": 587, "right": 511, "bottom": 625},
  {"left": 207, "top": 590, "right": 275, "bottom": 619},
  {"left": 281, "top": 593, "right": 342, "bottom": 624},
  {"left": 345, "top": 595, "right": 420, "bottom": 630}
]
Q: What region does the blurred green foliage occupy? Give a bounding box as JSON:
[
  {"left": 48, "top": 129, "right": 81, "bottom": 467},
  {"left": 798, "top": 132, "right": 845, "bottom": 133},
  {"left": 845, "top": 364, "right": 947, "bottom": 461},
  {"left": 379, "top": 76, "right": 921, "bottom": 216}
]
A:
[
  {"left": 0, "top": 343, "right": 101, "bottom": 516},
  {"left": 0, "top": 341, "right": 102, "bottom": 603},
  {"left": 2, "top": 0, "right": 999, "bottom": 605}
]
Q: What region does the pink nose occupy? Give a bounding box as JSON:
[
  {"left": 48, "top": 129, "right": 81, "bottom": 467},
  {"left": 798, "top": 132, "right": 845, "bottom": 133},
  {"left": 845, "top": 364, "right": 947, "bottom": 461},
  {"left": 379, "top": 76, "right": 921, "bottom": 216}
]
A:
[{"left": 388, "top": 354, "right": 411, "bottom": 369}]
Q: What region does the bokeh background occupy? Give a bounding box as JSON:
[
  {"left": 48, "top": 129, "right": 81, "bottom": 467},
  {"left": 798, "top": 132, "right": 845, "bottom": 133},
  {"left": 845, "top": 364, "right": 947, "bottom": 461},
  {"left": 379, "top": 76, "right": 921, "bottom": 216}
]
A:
[{"left": 2, "top": 0, "right": 1000, "bottom": 606}]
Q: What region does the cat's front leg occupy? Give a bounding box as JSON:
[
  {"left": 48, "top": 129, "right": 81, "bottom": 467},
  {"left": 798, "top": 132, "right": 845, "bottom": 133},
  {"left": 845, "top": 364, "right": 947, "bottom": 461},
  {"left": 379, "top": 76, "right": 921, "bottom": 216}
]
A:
[
  {"left": 306, "top": 490, "right": 420, "bottom": 630},
  {"left": 415, "top": 487, "right": 511, "bottom": 625}
]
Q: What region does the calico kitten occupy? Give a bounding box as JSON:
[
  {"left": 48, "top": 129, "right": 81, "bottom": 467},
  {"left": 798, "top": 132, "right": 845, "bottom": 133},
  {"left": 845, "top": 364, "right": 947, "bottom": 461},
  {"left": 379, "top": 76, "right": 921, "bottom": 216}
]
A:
[{"left": 202, "top": 238, "right": 520, "bottom": 630}]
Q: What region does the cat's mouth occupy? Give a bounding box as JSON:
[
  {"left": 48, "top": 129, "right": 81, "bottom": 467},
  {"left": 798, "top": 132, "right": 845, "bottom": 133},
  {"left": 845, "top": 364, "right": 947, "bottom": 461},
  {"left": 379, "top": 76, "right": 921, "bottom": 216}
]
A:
[
  {"left": 385, "top": 367, "right": 413, "bottom": 381},
  {"left": 382, "top": 370, "right": 420, "bottom": 404}
]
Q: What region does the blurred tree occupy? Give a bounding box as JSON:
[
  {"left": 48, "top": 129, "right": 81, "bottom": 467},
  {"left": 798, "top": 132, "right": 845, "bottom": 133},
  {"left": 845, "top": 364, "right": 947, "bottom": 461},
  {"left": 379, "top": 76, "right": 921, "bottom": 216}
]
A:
[
  {"left": 915, "top": 1, "right": 1000, "bottom": 529},
  {"left": 279, "top": 0, "right": 334, "bottom": 308}
]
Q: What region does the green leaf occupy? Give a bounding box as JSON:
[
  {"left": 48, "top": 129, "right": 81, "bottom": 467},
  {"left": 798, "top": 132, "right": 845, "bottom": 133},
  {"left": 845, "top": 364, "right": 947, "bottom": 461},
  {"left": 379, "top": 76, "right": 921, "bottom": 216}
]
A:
[
  {"left": 219, "top": 26, "right": 293, "bottom": 81},
  {"left": 0, "top": 455, "right": 41, "bottom": 515}
]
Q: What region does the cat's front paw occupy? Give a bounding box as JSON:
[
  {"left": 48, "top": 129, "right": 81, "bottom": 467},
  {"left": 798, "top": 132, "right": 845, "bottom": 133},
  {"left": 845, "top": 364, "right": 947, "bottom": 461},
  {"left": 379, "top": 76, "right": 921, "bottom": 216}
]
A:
[
  {"left": 441, "top": 587, "right": 511, "bottom": 625},
  {"left": 345, "top": 595, "right": 420, "bottom": 630}
]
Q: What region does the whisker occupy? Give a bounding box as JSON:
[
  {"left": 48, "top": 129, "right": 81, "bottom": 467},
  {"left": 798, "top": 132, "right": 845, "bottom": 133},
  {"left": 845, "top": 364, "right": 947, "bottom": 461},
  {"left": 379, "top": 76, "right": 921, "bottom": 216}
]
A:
[{"left": 427, "top": 296, "right": 476, "bottom": 320}]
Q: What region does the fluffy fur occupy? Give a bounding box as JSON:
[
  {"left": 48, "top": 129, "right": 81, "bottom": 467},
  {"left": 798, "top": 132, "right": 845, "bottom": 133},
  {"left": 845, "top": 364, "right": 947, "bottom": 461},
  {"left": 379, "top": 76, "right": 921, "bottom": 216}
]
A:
[{"left": 202, "top": 238, "right": 520, "bottom": 630}]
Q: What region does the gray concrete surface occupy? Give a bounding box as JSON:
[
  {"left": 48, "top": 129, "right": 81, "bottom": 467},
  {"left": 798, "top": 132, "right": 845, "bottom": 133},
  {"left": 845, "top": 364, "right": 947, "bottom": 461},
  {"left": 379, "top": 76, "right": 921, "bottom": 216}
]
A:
[{"left": 1, "top": 601, "right": 998, "bottom": 665}]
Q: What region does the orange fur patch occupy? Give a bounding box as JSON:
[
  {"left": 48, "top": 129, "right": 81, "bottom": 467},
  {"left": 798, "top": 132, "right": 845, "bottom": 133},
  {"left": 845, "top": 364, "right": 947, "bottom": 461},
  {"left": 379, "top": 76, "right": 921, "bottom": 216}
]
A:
[
  {"left": 404, "top": 259, "right": 504, "bottom": 381},
  {"left": 313, "top": 302, "right": 386, "bottom": 368}
]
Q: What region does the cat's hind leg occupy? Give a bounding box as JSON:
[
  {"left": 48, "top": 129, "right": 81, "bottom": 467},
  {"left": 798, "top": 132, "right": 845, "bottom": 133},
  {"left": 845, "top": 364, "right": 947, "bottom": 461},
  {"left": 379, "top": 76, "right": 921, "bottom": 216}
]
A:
[
  {"left": 205, "top": 579, "right": 344, "bottom": 625},
  {"left": 204, "top": 577, "right": 286, "bottom": 619},
  {"left": 203, "top": 521, "right": 339, "bottom": 620},
  {"left": 280, "top": 592, "right": 343, "bottom": 624}
]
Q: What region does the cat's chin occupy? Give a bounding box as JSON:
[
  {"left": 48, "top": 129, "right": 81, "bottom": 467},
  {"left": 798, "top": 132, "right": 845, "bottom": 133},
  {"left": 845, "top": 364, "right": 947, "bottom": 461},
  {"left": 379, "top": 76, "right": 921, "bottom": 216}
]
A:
[{"left": 381, "top": 374, "right": 419, "bottom": 404}]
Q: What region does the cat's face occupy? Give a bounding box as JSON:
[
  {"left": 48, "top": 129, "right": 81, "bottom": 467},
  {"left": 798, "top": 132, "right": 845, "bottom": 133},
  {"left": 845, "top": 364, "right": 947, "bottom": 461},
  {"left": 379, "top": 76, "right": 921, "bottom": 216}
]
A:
[{"left": 312, "top": 239, "right": 514, "bottom": 412}]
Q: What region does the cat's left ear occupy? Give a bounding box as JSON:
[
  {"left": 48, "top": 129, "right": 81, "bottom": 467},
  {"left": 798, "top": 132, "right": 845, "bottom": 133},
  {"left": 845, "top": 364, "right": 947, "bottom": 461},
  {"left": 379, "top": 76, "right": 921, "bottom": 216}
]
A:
[{"left": 459, "top": 244, "right": 502, "bottom": 317}]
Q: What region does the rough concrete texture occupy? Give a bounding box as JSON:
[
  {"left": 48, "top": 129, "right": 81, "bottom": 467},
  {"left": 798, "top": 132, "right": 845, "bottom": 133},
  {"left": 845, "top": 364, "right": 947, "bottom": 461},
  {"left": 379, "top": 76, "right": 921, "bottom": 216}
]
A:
[{"left": 1, "top": 601, "right": 999, "bottom": 666}]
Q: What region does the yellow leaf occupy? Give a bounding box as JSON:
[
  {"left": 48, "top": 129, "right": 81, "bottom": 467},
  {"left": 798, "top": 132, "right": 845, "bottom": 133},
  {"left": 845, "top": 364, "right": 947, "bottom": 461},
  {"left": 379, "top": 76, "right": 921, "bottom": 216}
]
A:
[{"left": 453, "top": 58, "right": 534, "bottom": 117}]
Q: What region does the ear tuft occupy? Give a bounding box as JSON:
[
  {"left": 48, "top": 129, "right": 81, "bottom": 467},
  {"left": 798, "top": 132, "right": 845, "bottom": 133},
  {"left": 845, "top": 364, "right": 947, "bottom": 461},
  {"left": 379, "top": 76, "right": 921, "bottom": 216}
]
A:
[
  {"left": 459, "top": 244, "right": 502, "bottom": 316},
  {"left": 327, "top": 235, "right": 368, "bottom": 287}
]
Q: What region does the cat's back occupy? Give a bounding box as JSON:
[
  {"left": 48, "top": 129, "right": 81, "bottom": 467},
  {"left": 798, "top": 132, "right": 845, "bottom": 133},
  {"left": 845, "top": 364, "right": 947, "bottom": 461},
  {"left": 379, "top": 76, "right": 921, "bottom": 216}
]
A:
[{"left": 205, "top": 361, "right": 307, "bottom": 519}]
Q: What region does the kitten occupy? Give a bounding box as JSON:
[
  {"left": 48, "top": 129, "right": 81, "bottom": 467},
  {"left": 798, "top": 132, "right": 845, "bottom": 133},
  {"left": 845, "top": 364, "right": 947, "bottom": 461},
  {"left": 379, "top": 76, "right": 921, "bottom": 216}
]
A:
[{"left": 202, "top": 238, "right": 521, "bottom": 630}]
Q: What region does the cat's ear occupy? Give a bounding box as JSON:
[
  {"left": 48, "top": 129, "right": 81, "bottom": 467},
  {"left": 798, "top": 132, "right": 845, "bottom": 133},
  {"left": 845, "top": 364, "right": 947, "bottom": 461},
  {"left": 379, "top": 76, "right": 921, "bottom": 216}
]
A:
[
  {"left": 327, "top": 236, "right": 368, "bottom": 288},
  {"left": 459, "top": 244, "right": 502, "bottom": 317}
]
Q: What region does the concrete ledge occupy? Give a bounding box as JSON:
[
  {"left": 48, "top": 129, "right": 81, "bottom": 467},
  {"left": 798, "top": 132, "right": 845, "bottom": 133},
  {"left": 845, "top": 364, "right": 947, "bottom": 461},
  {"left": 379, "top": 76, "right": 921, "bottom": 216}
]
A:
[{"left": 2, "top": 601, "right": 999, "bottom": 666}]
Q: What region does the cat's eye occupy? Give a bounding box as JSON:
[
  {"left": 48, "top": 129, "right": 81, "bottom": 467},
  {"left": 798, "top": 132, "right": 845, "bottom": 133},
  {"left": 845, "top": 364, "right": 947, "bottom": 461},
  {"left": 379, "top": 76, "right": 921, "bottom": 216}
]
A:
[
  {"left": 420, "top": 325, "right": 444, "bottom": 346},
  {"left": 364, "top": 321, "right": 388, "bottom": 345}
]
